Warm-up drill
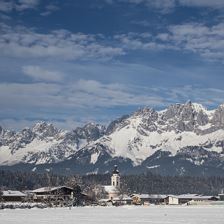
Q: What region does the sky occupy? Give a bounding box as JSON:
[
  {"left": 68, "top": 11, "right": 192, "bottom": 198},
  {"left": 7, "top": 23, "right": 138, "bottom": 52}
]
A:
[{"left": 0, "top": 0, "right": 224, "bottom": 130}]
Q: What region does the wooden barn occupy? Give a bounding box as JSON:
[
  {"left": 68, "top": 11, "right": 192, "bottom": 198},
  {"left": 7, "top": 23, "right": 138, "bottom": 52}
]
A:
[
  {"left": 32, "top": 185, "right": 93, "bottom": 206},
  {"left": 2, "top": 190, "right": 27, "bottom": 202},
  {"left": 32, "top": 186, "right": 73, "bottom": 202}
]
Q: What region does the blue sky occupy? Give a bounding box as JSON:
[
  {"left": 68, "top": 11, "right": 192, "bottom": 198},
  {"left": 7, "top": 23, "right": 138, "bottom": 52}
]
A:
[{"left": 0, "top": 0, "right": 224, "bottom": 130}]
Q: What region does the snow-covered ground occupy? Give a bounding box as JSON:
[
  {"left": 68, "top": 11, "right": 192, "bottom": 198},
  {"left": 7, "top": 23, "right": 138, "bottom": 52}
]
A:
[{"left": 1, "top": 206, "right": 224, "bottom": 224}]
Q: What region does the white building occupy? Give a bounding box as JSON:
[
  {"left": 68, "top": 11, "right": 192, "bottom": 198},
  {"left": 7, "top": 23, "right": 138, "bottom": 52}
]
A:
[
  {"left": 103, "top": 165, "right": 121, "bottom": 200},
  {"left": 111, "top": 165, "right": 120, "bottom": 188},
  {"left": 164, "top": 195, "right": 179, "bottom": 205}
]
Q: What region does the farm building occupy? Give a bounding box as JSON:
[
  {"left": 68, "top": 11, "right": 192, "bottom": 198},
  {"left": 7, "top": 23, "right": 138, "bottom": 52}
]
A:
[
  {"left": 1, "top": 190, "right": 27, "bottom": 202},
  {"left": 219, "top": 194, "right": 224, "bottom": 201},
  {"left": 32, "top": 186, "right": 73, "bottom": 200},
  {"left": 112, "top": 195, "right": 133, "bottom": 205},
  {"left": 178, "top": 194, "right": 219, "bottom": 204},
  {"left": 132, "top": 194, "right": 169, "bottom": 205},
  {"left": 32, "top": 185, "right": 92, "bottom": 206},
  {"left": 164, "top": 195, "right": 179, "bottom": 205}
]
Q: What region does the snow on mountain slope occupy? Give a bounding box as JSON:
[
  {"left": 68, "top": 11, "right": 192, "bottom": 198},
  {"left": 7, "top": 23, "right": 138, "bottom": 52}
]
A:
[
  {"left": 1, "top": 101, "right": 224, "bottom": 171},
  {"left": 83, "top": 101, "right": 224, "bottom": 165},
  {"left": 0, "top": 122, "right": 105, "bottom": 165}
]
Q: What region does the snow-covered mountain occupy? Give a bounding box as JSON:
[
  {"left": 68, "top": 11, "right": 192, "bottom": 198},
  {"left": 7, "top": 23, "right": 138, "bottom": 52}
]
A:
[
  {"left": 1, "top": 101, "right": 224, "bottom": 176},
  {"left": 0, "top": 122, "right": 105, "bottom": 165}
]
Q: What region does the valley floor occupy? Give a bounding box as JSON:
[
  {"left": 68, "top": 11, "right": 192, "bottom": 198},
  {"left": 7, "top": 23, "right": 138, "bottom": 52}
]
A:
[{"left": 0, "top": 205, "right": 224, "bottom": 224}]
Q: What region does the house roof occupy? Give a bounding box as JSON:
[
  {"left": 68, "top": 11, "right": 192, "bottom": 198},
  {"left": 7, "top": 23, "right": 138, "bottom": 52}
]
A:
[
  {"left": 132, "top": 194, "right": 168, "bottom": 199},
  {"left": 177, "top": 194, "right": 199, "bottom": 199},
  {"left": 113, "top": 196, "right": 132, "bottom": 201},
  {"left": 2, "top": 190, "right": 26, "bottom": 197},
  {"left": 177, "top": 194, "right": 216, "bottom": 200},
  {"left": 32, "top": 186, "right": 73, "bottom": 193}
]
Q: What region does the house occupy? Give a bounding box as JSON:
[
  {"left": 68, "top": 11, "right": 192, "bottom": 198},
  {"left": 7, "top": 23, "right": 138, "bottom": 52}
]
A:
[
  {"left": 32, "top": 186, "right": 74, "bottom": 203},
  {"left": 98, "top": 199, "right": 113, "bottom": 206},
  {"left": 112, "top": 195, "right": 133, "bottom": 205},
  {"left": 218, "top": 194, "right": 224, "bottom": 201},
  {"left": 131, "top": 194, "right": 168, "bottom": 205},
  {"left": 164, "top": 195, "right": 179, "bottom": 205},
  {"left": 1, "top": 190, "right": 27, "bottom": 202},
  {"left": 32, "top": 185, "right": 93, "bottom": 206}
]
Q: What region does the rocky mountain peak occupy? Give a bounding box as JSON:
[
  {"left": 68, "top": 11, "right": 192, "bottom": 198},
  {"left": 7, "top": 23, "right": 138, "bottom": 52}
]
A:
[
  {"left": 1, "top": 102, "right": 224, "bottom": 175},
  {"left": 32, "top": 122, "right": 59, "bottom": 139},
  {"left": 0, "top": 126, "right": 3, "bottom": 136},
  {"left": 106, "top": 115, "right": 130, "bottom": 135},
  {"left": 74, "top": 122, "right": 106, "bottom": 142},
  {"left": 211, "top": 104, "right": 224, "bottom": 126}
]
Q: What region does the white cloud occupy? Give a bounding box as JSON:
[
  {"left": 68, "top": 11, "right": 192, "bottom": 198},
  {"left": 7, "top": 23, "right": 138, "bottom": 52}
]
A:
[
  {"left": 0, "top": 1, "right": 13, "bottom": 12},
  {"left": 0, "top": 0, "right": 40, "bottom": 12},
  {"left": 0, "top": 118, "right": 84, "bottom": 131},
  {"left": 16, "top": 0, "right": 40, "bottom": 11},
  {"left": 115, "top": 22, "right": 224, "bottom": 62},
  {"left": 105, "top": 0, "right": 224, "bottom": 10},
  {"left": 1, "top": 80, "right": 224, "bottom": 129},
  {"left": 118, "top": 0, "right": 176, "bottom": 12},
  {"left": 168, "top": 23, "right": 224, "bottom": 62},
  {"left": 179, "top": 0, "right": 224, "bottom": 8},
  {"left": 0, "top": 24, "right": 124, "bottom": 61},
  {"left": 1, "top": 21, "right": 223, "bottom": 63},
  {"left": 0, "top": 79, "right": 223, "bottom": 115},
  {"left": 0, "top": 80, "right": 164, "bottom": 113},
  {"left": 22, "top": 65, "right": 64, "bottom": 82},
  {"left": 115, "top": 32, "right": 175, "bottom": 51},
  {"left": 40, "top": 3, "right": 59, "bottom": 16}
]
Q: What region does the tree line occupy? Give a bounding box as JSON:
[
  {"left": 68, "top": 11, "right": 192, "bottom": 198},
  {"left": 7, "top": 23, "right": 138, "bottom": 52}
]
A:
[{"left": 1, "top": 170, "right": 224, "bottom": 195}]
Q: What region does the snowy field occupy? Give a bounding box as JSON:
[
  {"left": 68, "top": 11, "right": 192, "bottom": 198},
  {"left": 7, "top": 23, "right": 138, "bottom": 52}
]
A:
[{"left": 1, "top": 206, "right": 224, "bottom": 224}]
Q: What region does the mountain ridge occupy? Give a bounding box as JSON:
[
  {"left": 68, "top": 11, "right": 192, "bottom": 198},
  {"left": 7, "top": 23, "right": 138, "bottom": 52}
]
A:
[{"left": 1, "top": 101, "right": 224, "bottom": 176}]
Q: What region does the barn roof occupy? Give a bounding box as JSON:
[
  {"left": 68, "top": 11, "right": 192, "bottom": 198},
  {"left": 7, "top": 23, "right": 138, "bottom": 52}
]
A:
[
  {"left": 2, "top": 190, "right": 26, "bottom": 197},
  {"left": 32, "top": 186, "right": 73, "bottom": 193},
  {"left": 132, "top": 194, "right": 168, "bottom": 199},
  {"left": 177, "top": 194, "right": 217, "bottom": 200}
]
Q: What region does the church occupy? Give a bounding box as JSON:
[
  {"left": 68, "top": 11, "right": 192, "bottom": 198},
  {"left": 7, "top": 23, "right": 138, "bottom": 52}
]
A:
[{"left": 103, "top": 165, "right": 121, "bottom": 200}]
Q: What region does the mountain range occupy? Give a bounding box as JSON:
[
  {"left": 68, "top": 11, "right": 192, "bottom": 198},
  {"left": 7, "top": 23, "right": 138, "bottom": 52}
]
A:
[{"left": 1, "top": 101, "right": 224, "bottom": 176}]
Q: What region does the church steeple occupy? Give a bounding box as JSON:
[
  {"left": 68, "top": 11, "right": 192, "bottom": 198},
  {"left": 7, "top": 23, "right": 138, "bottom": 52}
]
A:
[{"left": 111, "top": 165, "right": 120, "bottom": 188}]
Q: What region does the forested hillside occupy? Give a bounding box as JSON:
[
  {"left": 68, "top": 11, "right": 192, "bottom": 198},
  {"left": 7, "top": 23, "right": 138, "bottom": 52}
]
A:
[{"left": 1, "top": 170, "right": 224, "bottom": 195}]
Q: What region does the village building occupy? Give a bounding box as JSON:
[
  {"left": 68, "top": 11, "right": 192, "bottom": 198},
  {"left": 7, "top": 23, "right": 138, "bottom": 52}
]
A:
[
  {"left": 32, "top": 186, "right": 74, "bottom": 201},
  {"left": 218, "top": 194, "right": 224, "bottom": 201},
  {"left": 112, "top": 195, "right": 133, "bottom": 205},
  {"left": 177, "top": 194, "right": 219, "bottom": 205},
  {"left": 132, "top": 194, "right": 164, "bottom": 205},
  {"left": 32, "top": 185, "right": 92, "bottom": 206},
  {"left": 103, "top": 165, "right": 121, "bottom": 200},
  {"left": 164, "top": 195, "right": 179, "bottom": 205},
  {"left": 1, "top": 190, "right": 27, "bottom": 202},
  {"left": 131, "top": 194, "right": 179, "bottom": 205}
]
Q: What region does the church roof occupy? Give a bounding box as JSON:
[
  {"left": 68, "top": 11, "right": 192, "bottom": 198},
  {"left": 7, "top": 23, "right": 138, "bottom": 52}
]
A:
[
  {"left": 104, "top": 185, "right": 119, "bottom": 193},
  {"left": 112, "top": 165, "right": 119, "bottom": 174}
]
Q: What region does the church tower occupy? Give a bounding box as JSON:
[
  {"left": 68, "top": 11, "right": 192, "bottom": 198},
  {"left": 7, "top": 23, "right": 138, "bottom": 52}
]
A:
[{"left": 111, "top": 165, "right": 120, "bottom": 188}]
